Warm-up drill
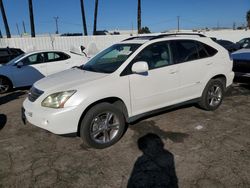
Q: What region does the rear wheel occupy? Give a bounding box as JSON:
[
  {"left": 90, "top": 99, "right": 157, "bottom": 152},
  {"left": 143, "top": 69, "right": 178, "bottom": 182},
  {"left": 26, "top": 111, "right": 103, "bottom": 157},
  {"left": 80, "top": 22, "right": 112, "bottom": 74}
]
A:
[
  {"left": 80, "top": 103, "right": 126, "bottom": 149},
  {"left": 0, "top": 77, "right": 12, "bottom": 94},
  {"left": 198, "top": 79, "right": 225, "bottom": 111}
]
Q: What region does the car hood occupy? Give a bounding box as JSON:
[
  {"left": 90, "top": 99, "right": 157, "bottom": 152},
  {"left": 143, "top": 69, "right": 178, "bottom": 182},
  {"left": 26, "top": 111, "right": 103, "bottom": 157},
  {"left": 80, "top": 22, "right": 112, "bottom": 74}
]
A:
[
  {"left": 34, "top": 68, "right": 108, "bottom": 91},
  {"left": 232, "top": 49, "right": 250, "bottom": 60}
]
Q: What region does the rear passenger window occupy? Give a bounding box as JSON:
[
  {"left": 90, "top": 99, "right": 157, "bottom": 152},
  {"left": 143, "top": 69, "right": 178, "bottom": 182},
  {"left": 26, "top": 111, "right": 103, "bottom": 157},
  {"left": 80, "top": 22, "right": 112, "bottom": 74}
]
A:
[
  {"left": 173, "top": 40, "right": 199, "bottom": 63},
  {"left": 172, "top": 40, "right": 217, "bottom": 63},
  {"left": 203, "top": 44, "right": 218, "bottom": 56}
]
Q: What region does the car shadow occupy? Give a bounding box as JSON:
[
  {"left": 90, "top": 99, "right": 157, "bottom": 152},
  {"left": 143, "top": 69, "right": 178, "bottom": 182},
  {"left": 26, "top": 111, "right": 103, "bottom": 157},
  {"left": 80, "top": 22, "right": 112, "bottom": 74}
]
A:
[
  {"left": 128, "top": 133, "right": 179, "bottom": 188},
  {"left": 0, "top": 114, "right": 7, "bottom": 130},
  {"left": 225, "top": 83, "right": 250, "bottom": 97},
  {"left": 0, "top": 91, "right": 27, "bottom": 105},
  {"left": 130, "top": 120, "right": 189, "bottom": 144}
]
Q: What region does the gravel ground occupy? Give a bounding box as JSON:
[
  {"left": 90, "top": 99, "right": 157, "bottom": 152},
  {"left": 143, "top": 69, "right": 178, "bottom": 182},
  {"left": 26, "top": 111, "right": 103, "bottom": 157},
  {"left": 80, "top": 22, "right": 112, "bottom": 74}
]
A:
[{"left": 0, "top": 83, "right": 249, "bottom": 188}]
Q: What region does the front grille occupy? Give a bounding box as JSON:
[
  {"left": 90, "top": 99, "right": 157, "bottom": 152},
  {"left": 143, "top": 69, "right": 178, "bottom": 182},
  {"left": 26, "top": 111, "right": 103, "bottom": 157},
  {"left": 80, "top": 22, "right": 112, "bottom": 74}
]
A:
[{"left": 28, "top": 87, "right": 44, "bottom": 102}]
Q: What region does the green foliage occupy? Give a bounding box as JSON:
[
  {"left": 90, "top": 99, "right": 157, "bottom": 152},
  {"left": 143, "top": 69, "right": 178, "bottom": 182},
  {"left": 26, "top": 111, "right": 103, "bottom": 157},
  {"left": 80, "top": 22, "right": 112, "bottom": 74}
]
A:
[{"left": 139, "top": 26, "right": 151, "bottom": 34}]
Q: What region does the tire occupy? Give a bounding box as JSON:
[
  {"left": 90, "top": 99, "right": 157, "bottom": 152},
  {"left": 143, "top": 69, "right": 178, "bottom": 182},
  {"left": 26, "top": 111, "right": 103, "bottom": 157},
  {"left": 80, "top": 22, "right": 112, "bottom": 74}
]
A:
[
  {"left": 198, "top": 79, "right": 225, "bottom": 111},
  {"left": 0, "top": 77, "right": 12, "bottom": 94},
  {"left": 80, "top": 103, "right": 126, "bottom": 149}
]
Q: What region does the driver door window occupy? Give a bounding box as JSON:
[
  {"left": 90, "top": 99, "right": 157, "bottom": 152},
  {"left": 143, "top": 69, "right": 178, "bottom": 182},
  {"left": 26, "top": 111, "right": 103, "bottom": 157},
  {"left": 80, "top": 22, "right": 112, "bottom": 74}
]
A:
[{"left": 133, "top": 42, "right": 173, "bottom": 70}]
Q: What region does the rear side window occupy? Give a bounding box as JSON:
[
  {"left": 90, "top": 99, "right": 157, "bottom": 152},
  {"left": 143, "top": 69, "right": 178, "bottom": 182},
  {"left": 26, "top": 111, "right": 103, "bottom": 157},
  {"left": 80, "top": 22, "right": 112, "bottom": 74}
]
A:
[
  {"left": 46, "top": 52, "right": 70, "bottom": 62},
  {"left": 203, "top": 43, "right": 218, "bottom": 56},
  {"left": 172, "top": 40, "right": 217, "bottom": 63}
]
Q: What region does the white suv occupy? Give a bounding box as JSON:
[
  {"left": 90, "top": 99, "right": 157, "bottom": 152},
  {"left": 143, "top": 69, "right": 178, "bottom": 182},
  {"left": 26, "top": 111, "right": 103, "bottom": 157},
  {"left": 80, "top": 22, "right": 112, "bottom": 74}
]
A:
[{"left": 22, "top": 33, "right": 234, "bottom": 149}]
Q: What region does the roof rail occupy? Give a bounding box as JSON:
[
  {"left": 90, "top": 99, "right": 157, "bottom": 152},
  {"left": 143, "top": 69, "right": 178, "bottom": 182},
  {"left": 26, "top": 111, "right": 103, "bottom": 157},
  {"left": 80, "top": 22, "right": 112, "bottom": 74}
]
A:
[
  {"left": 122, "top": 35, "right": 156, "bottom": 41},
  {"left": 149, "top": 33, "right": 206, "bottom": 40},
  {"left": 123, "top": 33, "right": 206, "bottom": 42}
]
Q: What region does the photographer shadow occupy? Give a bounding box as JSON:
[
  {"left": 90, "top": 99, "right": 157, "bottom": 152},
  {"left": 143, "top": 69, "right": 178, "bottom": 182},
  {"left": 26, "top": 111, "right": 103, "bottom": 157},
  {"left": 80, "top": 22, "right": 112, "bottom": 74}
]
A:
[
  {"left": 0, "top": 114, "right": 7, "bottom": 130},
  {"left": 128, "top": 133, "right": 178, "bottom": 188}
]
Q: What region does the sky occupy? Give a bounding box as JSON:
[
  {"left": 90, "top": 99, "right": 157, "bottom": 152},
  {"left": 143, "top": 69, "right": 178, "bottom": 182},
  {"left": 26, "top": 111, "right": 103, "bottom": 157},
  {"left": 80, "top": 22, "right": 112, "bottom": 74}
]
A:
[{"left": 0, "top": 0, "right": 249, "bottom": 36}]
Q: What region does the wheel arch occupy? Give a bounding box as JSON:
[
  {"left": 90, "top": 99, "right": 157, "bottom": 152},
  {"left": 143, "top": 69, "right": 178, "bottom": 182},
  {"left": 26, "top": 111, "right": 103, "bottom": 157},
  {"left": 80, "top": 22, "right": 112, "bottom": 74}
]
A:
[
  {"left": 0, "top": 75, "right": 13, "bottom": 87},
  {"left": 77, "top": 97, "right": 129, "bottom": 136},
  {"left": 210, "top": 74, "right": 226, "bottom": 89}
]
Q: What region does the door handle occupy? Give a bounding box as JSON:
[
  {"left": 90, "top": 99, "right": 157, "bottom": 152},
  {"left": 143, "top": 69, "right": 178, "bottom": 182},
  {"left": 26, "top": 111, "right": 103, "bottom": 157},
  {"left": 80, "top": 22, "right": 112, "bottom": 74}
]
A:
[{"left": 169, "top": 70, "right": 178, "bottom": 74}]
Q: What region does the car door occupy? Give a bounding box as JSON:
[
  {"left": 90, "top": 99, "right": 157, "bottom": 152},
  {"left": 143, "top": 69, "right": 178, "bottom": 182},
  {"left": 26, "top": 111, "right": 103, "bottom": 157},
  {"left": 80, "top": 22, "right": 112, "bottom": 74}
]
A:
[
  {"left": 127, "top": 41, "right": 181, "bottom": 116},
  {"left": 12, "top": 52, "right": 47, "bottom": 87},
  {"left": 172, "top": 40, "right": 217, "bottom": 101},
  {"left": 45, "top": 52, "right": 71, "bottom": 75}
]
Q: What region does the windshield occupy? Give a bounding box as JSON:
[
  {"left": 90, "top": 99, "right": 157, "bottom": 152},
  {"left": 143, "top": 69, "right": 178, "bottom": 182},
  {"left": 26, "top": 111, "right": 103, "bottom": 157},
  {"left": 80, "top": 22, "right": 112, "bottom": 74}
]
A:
[
  {"left": 5, "top": 53, "right": 25, "bottom": 65},
  {"left": 82, "top": 43, "right": 141, "bottom": 73}
]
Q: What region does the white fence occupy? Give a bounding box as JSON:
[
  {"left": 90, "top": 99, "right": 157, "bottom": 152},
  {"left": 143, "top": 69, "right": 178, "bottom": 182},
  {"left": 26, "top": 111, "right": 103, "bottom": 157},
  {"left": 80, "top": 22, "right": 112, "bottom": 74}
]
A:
[
  {"left": 0, "top": 30, "right": 249, "bottom": 56},
  {"left": 0, "top": 35, "right": 129, "bottom": 56}
]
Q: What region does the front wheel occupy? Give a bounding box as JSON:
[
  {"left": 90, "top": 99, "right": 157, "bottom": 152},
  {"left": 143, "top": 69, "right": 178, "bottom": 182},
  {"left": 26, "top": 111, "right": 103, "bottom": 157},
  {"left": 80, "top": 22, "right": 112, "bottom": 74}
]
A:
[
  {"left": 80, "top": 103, "right": 126, "bottom": 149},
  {"left": 198, "top": 79, "right": 225, "bottom": 111},
  {"left": 0, "top": 77, "right": 12, "bottom": 94}
]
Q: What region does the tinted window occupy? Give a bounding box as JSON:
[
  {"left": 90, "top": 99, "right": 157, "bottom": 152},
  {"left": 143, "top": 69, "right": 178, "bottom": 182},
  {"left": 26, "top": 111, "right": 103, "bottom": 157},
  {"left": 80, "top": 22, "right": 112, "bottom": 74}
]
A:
[
  {"left": 172, "top": 40, "right": 217, "bottom": 63},
  {"left": 0, "top": 50, "right": 9, "bottom": 56},
  {"left": 173, "top": 40, "right": 199, "bottom": 63},
  {"left": 196, "top": 42, "right": 210, "bottom": 58},
  {"left": 46, "top": 52, "right": 70, "bottom": 62},
  {"left": 203, "top": 43, "right": 218, "bottom": 56},
  {"left": 133, "top": 42, "right": 173, "bottom": 70},
  {"left": 22, "top": 53, "right": 45, "bottom": 65}
]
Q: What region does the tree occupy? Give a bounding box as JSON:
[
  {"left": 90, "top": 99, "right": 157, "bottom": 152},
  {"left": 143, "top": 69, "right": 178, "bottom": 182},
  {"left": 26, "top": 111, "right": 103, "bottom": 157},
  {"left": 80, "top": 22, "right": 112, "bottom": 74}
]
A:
[
  {"left": 137, "top": 0, "right": 141, "bottom": 34},
  {"left": 93, "top": 0, "right": 99, "bottom": 35},
  {"left": 139, "top": 26, "right": 151, "bottom": 34},
  {"left": 80, "top": 0, "right": 88, "bottom": 36},
  {"left": 28, "top": 0, "right": 35, "bottom": 37},
  {"left": 0, "top": 0, "right": 11, "bottom": 38},
  {"left": 247, "top": 10, "right": 250, "bottom": 29}
]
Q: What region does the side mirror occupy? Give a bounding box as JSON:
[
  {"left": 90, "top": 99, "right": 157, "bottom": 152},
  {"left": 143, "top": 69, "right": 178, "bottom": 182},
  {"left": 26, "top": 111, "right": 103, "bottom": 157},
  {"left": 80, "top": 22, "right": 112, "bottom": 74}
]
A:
[
  {"left": 132, "top": 61, "right": 149, "bottom": 74},
  {"left": 16, "top": 61, "right": 24, "bottom": 68}
]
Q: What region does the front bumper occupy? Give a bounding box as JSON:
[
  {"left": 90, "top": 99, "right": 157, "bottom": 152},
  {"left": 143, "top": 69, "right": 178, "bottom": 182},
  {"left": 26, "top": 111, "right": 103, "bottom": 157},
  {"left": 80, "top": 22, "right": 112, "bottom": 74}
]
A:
[{"left": 22, "top": 99, "right": 81, "bottom": 135}]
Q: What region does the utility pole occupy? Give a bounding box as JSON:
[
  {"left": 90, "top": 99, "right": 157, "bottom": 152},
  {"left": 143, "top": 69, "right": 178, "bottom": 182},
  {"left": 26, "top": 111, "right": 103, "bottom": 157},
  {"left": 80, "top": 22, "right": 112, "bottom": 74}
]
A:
[
  {"left": 80, "top": 0, "right": 88, "bottom": 36},
  {"left": 22, "top": 21, "right": 27, "bottom": 33},
  {"left": 0, "top": 28, "right": 2, "bottom": 38},
  {"left": 177, "top": 16, "right": 180, "bottom": 32},
  {"left": 93, "top": 0, "right": 99, "bottom": 35},
  {"left": 28, "top": 0, "right": 35, "bottom": 37},
  {"left": 16, "top": 23, "right": 20, "bottom": 36},
  {"left": 54, "top": 16, "right": 59, "bottom": 34},
  {"left": 137, "top": 0, "right": 141, "bottom": 34},
  {"left": 0, "top": 0, "right": 11, "bottom": 38}
]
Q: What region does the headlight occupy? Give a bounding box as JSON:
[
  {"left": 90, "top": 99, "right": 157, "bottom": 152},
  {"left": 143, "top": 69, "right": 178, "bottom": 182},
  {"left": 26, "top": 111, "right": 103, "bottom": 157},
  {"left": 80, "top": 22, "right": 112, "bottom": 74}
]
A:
[{"left": 41, "top": 90, "right": 76, "bottom": 108}]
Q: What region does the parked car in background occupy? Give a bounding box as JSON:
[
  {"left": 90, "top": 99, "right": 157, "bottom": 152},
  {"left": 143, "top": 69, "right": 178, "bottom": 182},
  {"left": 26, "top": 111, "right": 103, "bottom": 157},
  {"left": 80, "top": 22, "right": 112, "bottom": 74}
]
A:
[
  {"left": 0, "top": 50, "right": 88, "bottom": 93},
  {"left": 22, "top": 33, "right": 234, "bottom": 149},
  {"left": 0, "top": 47, "right": 24, "bottom": 65},
  {"left": 216, "top": 40, "right": 240, "bottom": 53},
  {"left": 231, "top": 49, "right": 250, "bottom": 82},
  {"left": 237, "top": 38, "right": 250, "bottom": 49}
]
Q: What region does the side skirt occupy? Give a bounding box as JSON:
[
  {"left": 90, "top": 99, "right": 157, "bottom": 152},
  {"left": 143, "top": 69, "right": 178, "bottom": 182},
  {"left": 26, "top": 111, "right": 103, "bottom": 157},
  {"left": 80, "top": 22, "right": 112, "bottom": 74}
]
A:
[{"left": 127, "top": 98, "right": 201, "bottom": 124}]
